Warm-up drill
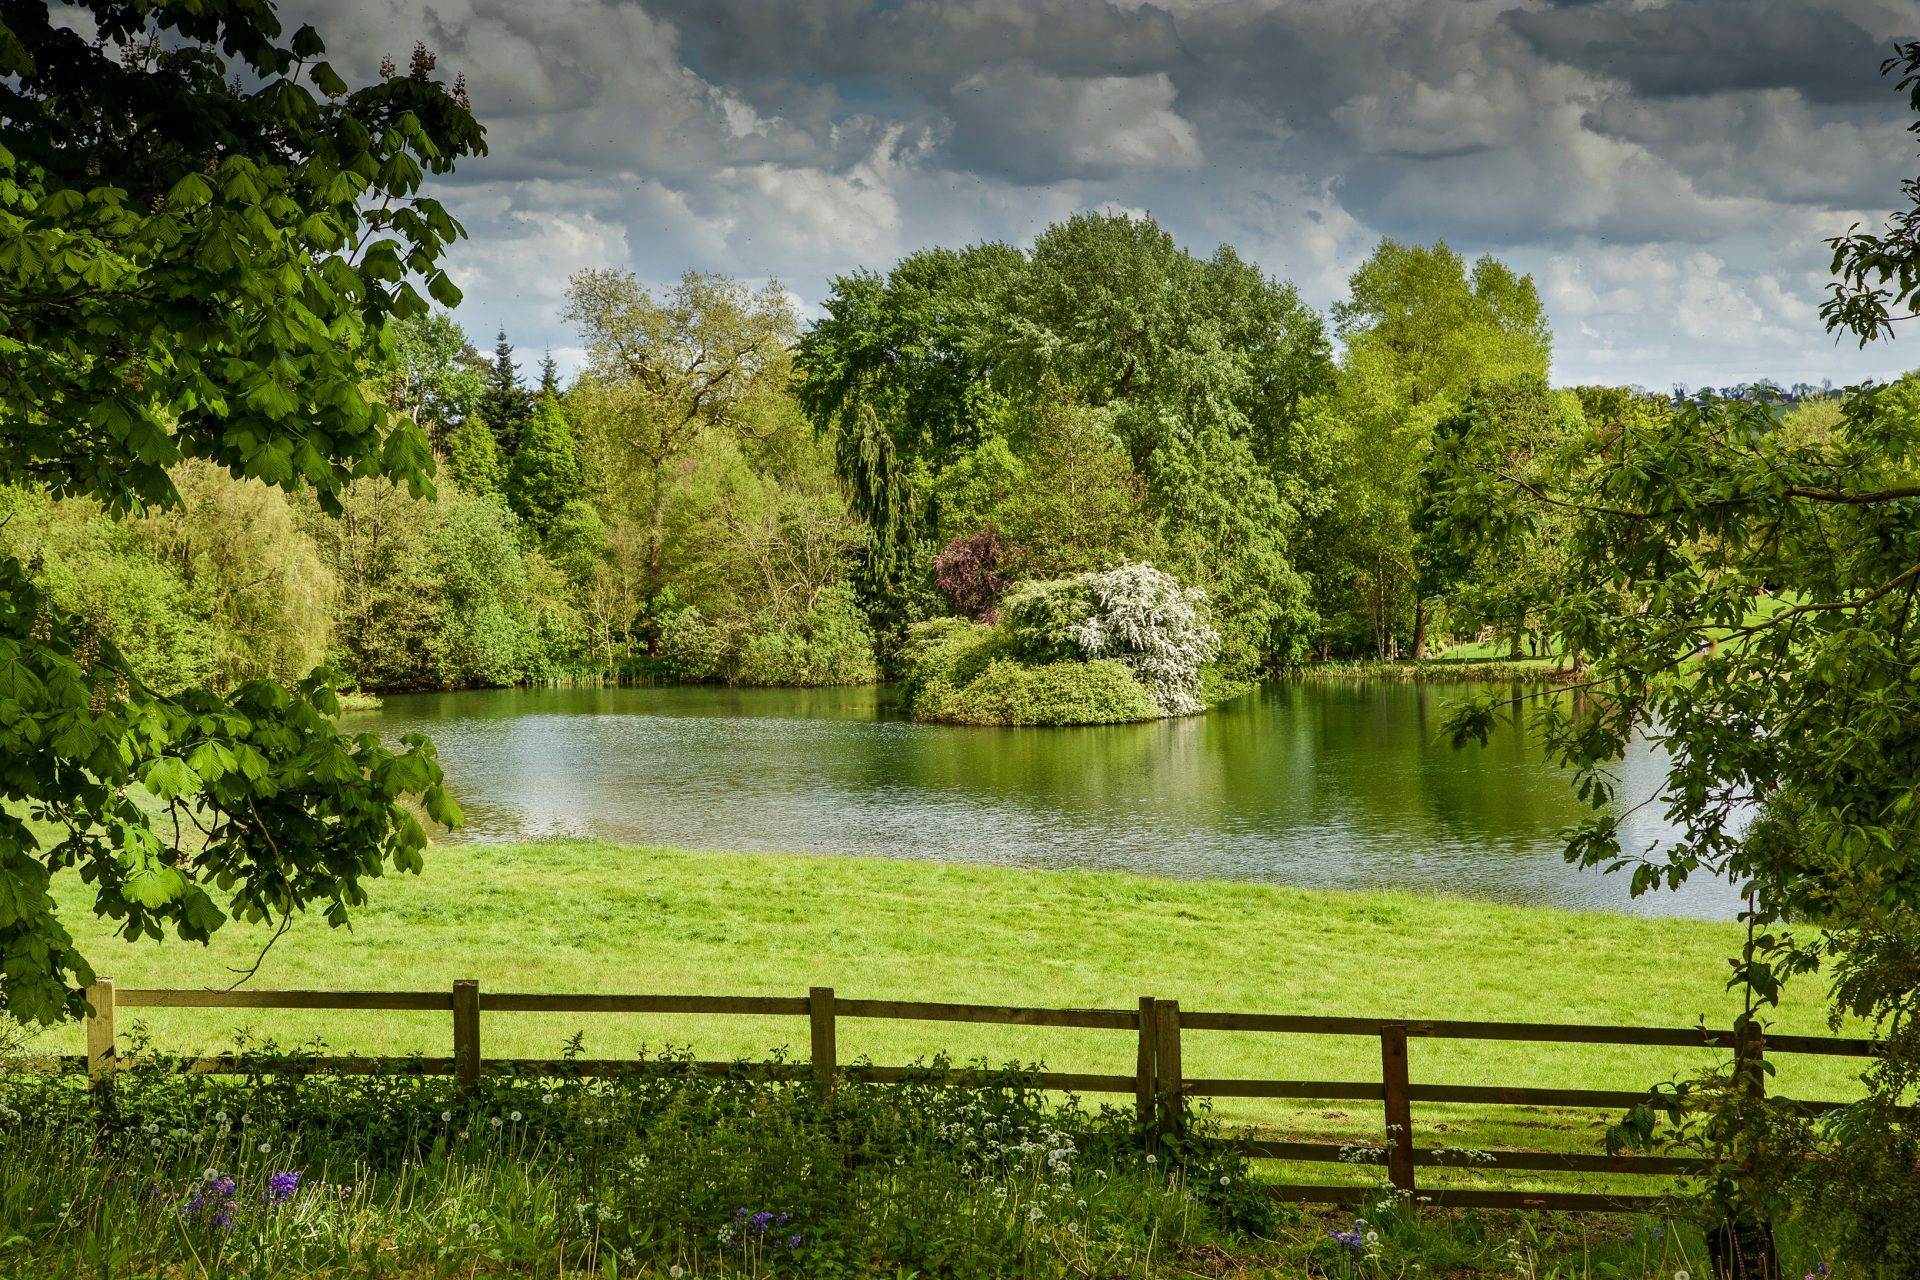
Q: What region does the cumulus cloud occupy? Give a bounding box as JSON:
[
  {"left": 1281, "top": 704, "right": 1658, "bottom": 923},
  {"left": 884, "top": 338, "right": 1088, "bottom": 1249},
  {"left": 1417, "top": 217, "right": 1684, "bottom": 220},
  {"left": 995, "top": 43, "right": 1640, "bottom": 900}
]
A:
[
  {"left": 946, "top": 65, "right": 1201, "bottom": 182},
  {"left": 275, "top": 0, "right": 1918, "bottom": 387}
]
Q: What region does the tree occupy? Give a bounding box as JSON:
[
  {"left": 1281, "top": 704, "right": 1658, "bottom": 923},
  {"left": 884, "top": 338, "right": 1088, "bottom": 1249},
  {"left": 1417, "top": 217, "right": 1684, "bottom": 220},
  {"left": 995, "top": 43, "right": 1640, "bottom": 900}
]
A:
[
  {"left": 507, "top": 393, "right": 585, "bottom": 537},
  {"left": 445, "top": 412, "right": 505, "bottom": 495},
  {"left": 0, "top": 3, "right": 478, "bottom": 1023},
  {"left": 565, "top": 270, "right": 798, "bottom": 589},
  {"left": 795, "top": 215, "right": 1331, "bottom": 674},
  {"left": 795, "top": 244, "right": 1026, "bottom": 640},
  {"left": 1429, "top": 50, "right": 1920, "bottom": 1272},
  {"left": 1308, "top": 239, "right": 1552, "bottom": 658},
  {"left": 375, "top": 313, "right": 486, "bottom": 452},
  {"left": 539, "top": 349, "right": 562, "bottom": 397},
  {"left": 481, "top": 328, "right": 533, "bottom": 455}
]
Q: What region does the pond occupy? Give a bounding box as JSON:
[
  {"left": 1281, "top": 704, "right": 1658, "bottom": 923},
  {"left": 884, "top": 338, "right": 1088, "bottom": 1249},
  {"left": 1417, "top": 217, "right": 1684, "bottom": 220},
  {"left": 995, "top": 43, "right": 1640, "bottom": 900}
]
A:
[{"left": 347, "top": 681, "right": 1742, "bottom": 919}]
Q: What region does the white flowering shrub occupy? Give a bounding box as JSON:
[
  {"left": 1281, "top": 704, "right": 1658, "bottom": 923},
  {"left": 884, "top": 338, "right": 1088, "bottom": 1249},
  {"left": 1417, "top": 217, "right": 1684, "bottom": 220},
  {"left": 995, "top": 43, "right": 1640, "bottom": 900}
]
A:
[{"left": 1065, "top": 562, "right": 1219, "bottom": 716}]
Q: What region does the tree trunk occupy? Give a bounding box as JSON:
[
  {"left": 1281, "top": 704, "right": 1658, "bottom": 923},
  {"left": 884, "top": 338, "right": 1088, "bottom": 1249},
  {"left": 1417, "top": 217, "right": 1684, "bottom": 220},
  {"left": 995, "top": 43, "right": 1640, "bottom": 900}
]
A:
[{"left": 1410, "top": 597, "right": 1428, "bottom": 662}]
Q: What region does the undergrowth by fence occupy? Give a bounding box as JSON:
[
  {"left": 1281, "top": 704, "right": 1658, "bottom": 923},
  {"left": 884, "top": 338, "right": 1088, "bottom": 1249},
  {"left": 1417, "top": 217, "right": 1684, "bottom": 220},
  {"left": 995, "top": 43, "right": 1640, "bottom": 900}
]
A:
[{"left": 51, "top": 979, "right": 1880, "bottom": 1213}]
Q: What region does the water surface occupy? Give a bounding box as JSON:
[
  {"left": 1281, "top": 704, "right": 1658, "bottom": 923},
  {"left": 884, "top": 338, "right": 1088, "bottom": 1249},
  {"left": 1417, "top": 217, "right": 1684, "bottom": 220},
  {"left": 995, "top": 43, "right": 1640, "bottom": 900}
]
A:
[{"left": 351, "top": 682, "right": 1738, "bottom": 918}]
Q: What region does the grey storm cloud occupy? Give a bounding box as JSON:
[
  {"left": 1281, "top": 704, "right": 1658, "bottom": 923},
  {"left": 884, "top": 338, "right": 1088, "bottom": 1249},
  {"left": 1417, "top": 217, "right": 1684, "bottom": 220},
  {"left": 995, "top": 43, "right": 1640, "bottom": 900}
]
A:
[
  {"left": 278, "top": 0, "right": 1920, "bottom": 390},
  {"left": 1503, "top": 0, "right": 1908, "bottom": 102}
]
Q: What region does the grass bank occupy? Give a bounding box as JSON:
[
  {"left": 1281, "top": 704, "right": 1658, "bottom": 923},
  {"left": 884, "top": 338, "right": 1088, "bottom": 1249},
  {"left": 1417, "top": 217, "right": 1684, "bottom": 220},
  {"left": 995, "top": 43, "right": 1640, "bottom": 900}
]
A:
[{"left": 47, "top": 842, "right": 1863, "bottom": 1193}]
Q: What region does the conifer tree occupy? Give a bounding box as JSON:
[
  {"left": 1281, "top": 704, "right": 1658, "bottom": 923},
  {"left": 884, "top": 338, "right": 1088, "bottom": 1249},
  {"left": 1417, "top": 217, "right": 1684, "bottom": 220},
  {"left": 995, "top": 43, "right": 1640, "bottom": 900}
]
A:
[
  {"left": 507, "top": 393, "right": 585, "bottom": 536},
  {"left": 446, "top": 413, "right": 506, "bottom": 495},
  {"left": 539, "top": 349, "right": 562, "bottom": 397},
  {"left": 481, "top": 328, "right": 533, "bottom": 455}
]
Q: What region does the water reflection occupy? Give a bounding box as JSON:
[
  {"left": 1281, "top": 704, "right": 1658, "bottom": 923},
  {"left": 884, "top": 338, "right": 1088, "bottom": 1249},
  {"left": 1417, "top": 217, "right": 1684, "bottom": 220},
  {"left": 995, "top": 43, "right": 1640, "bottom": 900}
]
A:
[{"left": 351, "top": 681, "right": 1743, "bottom": 919}]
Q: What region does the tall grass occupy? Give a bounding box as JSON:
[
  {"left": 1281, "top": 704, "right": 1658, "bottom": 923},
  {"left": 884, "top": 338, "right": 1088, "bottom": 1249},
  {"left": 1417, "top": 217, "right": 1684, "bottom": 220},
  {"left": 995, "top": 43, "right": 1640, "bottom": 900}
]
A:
[{"left": 0, "top": 1042, "right": 1836, "bottom": 1279}]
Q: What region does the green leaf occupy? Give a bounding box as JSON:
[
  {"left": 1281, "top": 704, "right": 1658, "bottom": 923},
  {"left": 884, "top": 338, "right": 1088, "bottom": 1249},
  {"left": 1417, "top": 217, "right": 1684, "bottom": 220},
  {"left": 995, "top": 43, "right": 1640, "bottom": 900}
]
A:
[
  {"left": 124, "top": 862, "right": 188, "bottom": 909},
  {"left": 166, "top": 172, "right": 215, "bottom": 210},
  {"left": 142, "top": 757, "right": 202, "bottom": 801}
]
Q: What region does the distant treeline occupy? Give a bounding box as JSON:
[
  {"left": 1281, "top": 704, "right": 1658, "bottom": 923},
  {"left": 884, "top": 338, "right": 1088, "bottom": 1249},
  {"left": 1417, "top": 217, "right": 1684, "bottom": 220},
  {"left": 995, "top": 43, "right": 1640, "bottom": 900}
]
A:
[{"left": 0, "top": 214, "right": 1856, "bottom": 694}]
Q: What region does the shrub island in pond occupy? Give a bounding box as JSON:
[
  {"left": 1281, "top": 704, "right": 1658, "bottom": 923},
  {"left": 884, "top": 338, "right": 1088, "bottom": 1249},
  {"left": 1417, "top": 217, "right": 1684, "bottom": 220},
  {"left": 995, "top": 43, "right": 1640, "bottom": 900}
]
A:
[{"left": 898, "top": 561, "right": 1221, "bottom": 725}]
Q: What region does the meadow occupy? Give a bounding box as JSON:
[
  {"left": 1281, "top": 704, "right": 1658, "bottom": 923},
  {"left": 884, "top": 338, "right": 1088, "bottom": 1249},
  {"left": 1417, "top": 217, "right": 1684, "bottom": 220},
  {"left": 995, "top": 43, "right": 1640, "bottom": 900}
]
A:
[{"left": 42, "top": 841, "right": 1866, "bottom": 1199}]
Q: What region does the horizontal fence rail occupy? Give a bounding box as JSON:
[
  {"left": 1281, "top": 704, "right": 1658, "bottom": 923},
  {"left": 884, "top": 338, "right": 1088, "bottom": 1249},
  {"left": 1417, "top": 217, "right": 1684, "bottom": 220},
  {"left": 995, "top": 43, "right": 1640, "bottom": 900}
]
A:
[{"left": 42, "top": 979, "right": 1879, "bottom": 1215}]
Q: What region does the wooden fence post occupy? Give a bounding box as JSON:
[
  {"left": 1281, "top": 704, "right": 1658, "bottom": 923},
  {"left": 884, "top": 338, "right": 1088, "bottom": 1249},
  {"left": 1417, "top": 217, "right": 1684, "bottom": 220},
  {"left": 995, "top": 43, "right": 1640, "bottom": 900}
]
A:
[
  {"left": 452, "top": 979, "right": 481, "bottom": 1092},
  {"left": 85, "top": 978, "right": 116, "bottom": 1091},
  {"left": 1135, "top": 997, "right": 1158, "bottom": 1136},
  {"left": 809, "top": 986, "right": 837, "bottom": 1095},
  {"left": 1154, "top": 999, "right": 1183, "bottom": 1140},
  {"left": 1380, "top": 1022, "right": 1415, "bottom": 1195}
]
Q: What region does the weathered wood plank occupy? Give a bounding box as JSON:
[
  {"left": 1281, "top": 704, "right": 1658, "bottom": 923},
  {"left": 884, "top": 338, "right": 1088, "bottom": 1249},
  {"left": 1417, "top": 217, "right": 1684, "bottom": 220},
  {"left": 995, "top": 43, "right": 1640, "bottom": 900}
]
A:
[
  {"left": 1419, "top": 1188, "right": 1669, "bottom": 1212},
  {"left": 1186, "top": 1078, "right": 1386, "bottom": 1100},
  {"left": 481, "top": 993, "right": 809, "bottom": 1016},
  {"left": 1381, "top": 1024, "right": 1415, "bottom": 1194},
  {"left": 452, "top": 980, "right": 481, "bottom": 1093},
  {"left": 85, "top": 979, "right": 116, "bottom": 1084},
  {"left": 834, "top": 998, "right": 1137, "bottom": 1029},
  {"left": 119, "top": 989, "right": 455, "bottom": 1010},
  {"left": 843, "top": 1067, "right": 1134, "bottom": 1092},
  {"left": 1407, "top": 1084, "right": 1658, "bottom": 1108},
  {"left": 809, "top": 987, "right": 836, "bottom": 1094}
]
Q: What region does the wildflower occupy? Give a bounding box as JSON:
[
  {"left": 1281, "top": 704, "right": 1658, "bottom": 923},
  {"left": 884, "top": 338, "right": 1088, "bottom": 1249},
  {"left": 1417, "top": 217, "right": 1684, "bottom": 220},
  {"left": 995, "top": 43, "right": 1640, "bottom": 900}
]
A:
[
  {"left": 1027, "top": 1206, "right": 1045, "bottom": 1222},
  {"left": 509, "top": 1110, "right": 523, "bottom": 1122},
  {"left": 257, "top": 1142, "right": 270, "bottom": 1153},
  {"left": 489, "top": 1116, "right": 503, "bottom": 1129},
  {"left": 788, "top": 1234, "right": 802, "bottom": 1250},
  {"left": 1144, "top": 1154, "right": 1157, "bottom": 1165},
  {"left": 1367, "top": 1230, "right": 1380, "bottom": 1246},
  {"left": 1676, "top": 1272, "right": 1691, "bottom": 1280},
  {"left": 1219, "top": 1175, "right": 1231, "bottom": 1186},
  {"left": 265, "top": 1171, "right": 302, "bottom": 1204},
  {"left": 441, "top": 1110, "right": 453, "bottom": 1122},
  {"left": 144, "top": 1122, "right": 160, "bottom": 1134},
  {"left": 669, "top": 1268, "right": 684, "bottom": 1280},
  {"left": 541, "top": 1093, "right": 555, "bottom": 1105},
  {"left": 214, "top": 1111, "right": 228, "bottom": 1124}
]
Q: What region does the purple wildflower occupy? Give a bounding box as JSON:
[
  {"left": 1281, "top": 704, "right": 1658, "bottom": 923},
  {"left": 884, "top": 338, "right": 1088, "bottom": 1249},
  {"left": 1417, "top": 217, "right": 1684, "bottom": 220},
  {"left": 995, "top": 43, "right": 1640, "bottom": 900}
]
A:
[
  {"left": 265, "top": 1171, "right": 302, "bottom": 1204},
  {"left": 789, "top": 1234, "right": 802, "bottom": 1250}
]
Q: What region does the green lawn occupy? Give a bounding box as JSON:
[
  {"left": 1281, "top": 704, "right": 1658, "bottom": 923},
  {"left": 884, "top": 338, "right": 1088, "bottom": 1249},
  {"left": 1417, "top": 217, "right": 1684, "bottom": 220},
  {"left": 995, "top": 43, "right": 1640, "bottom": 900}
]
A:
[{"left": 41, "top": 841, "right": 1868, "bottom": 1197}]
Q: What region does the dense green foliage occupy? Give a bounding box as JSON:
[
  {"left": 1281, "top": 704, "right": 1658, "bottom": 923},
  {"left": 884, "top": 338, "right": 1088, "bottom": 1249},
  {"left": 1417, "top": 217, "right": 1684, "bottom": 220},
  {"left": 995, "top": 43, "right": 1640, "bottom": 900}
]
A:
[
  {"left": 0, "top": 1, "right": 479, "bottom": 1023},
  {"left": 1428, "top": 46, "right": 1920, "bottom": 1275},
  {"left": 0, "top": 1044, "right": 1768, "bottom": 1279},
  {"left": 896, "top": 561, "right": 1219, "bottom": 725},
  {"left": 0, "top": 1049, "right": 1269, "bottom": 1279}
]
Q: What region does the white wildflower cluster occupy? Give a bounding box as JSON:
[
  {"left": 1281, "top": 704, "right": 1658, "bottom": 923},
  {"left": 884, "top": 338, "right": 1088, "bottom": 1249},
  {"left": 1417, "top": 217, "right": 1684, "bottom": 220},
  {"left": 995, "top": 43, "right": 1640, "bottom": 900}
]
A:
[{"left": 1065, "top": 562, "right": 1219, "bottom": 716}]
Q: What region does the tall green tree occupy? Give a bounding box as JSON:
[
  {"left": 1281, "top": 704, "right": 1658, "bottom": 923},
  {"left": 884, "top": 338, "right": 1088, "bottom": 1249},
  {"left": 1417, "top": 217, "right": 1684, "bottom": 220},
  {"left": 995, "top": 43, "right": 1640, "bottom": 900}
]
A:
[
  {"left": 376, "top": 312, "right": 485, "bottom": 452},
  {"left": 1431, "top": 46, "right": 1920, "bottom": 1274},
  {"left": 1306, "top": 239, "right": 1551, "bottom": 657},
  {"left": 481, "top": 327, "right": 533, "bottom": 455},
  {"left": 564, "top": 270, "right": 798, "bottom": 588},
  {"left": 507, "top": 393, "right": 585, "bottom": 537},
  {"left": 0, "top": 2, "right": 478, "bottom": 1023},
  {"left": 446, "top": 412, "right": 505, "bottom": 496},
  {"left": 795, "top": 214, "right": 1333, "bottom": 674}
]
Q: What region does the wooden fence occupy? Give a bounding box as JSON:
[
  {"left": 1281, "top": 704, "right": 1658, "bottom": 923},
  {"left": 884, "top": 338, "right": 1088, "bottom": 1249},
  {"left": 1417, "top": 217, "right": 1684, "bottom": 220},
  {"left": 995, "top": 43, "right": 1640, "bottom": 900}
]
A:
[{"left": 67, "top": 979, "right": 1880, "bottom": 1214}]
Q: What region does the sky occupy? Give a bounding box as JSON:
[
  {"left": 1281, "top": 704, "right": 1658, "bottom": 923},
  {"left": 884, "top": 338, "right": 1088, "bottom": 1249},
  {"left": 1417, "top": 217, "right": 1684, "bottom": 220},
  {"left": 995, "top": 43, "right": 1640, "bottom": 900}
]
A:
[{"left": 281, "top": 0, "right": 1920, "bottom": 390}]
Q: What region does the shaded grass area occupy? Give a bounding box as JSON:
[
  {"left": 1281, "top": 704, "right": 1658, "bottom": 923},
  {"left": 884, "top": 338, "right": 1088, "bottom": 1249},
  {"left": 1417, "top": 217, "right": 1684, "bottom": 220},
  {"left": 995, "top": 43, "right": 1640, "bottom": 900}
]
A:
[{"left": 44, "top": 842, "right": 1869, "bottom": 1202}]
